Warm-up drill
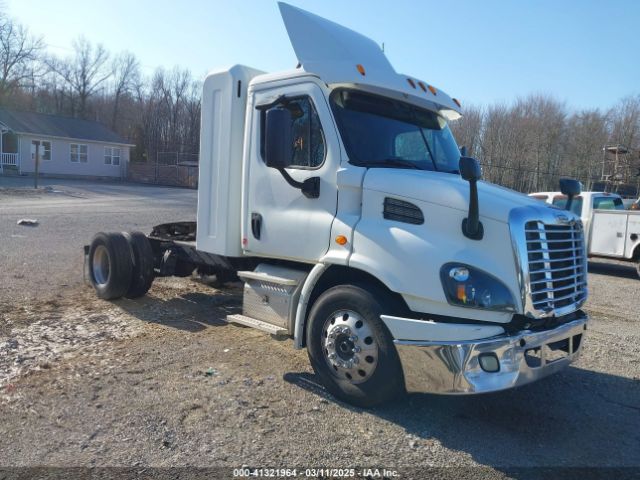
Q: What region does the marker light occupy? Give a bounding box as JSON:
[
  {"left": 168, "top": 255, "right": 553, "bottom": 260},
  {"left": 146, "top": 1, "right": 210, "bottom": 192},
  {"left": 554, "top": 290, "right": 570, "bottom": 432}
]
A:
[
  {"left": 453, "top": 98, "right": 461, "bottom": 108},
  {"left": 407, "top": 78, "right": 416, "bottom": 89},
  {"left": 335, "top": 235, "right": 348, "bottom": 245},
  {"left": 428, "top": 85, "right": 437, "bottom": 95},
  {"left": 356, "top": 64, "right": 366, "bottom": 76},
  {"left": 418, "top": 81, "right": 427, "bottom": 92}
]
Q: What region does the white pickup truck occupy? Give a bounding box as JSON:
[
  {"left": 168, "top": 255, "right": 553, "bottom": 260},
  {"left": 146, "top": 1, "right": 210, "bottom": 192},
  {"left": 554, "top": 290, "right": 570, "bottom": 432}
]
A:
[
  {"left": 84, "top": 3, "right": 589, "bottom": 406},
  {"left": 530, "top": 191, "right": 640, "bottom": 277}
]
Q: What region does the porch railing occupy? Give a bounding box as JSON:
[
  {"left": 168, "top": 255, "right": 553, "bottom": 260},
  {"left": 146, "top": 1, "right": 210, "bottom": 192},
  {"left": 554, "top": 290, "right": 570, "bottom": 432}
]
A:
[{"left": 0, "top": 153, "right": 18, "bottom": 172}]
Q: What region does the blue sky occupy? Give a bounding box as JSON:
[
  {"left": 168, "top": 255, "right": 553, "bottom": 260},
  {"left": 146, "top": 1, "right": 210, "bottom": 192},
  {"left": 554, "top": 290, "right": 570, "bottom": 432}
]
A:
[{"left": 6, "top": 0, "right": 640, "bottom": 111}]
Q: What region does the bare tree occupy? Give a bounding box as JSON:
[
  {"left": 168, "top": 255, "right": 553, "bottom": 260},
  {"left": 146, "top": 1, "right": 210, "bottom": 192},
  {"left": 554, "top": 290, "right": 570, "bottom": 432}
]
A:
[
  {"left": 110, "top": 51, "right": 139, "bottom": 129},
  {"left": 0, "top": 12, "right": 43, "bottom": 103},
  {"left": 47, "top": 37, "right": 110, "bottom": 118}
]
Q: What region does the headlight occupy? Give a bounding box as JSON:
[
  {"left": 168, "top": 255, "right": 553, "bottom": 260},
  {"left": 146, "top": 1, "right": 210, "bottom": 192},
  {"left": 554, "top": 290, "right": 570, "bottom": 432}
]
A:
[{"left": 440, "top": 263, "right": 516, "bottom": 312}]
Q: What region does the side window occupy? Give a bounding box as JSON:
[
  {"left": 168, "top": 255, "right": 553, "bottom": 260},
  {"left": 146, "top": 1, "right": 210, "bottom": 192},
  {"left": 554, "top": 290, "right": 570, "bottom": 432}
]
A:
[
  {"left": 262, "top": 96, "right": 326, "bottom": 168},
  {"left": 593, "top": 197, "right": 624, "bottom": 210}
]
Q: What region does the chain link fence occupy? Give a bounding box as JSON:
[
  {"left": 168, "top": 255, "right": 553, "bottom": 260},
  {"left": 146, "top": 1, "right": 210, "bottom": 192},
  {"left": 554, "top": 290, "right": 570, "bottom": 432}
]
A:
[{"left": 128, "top": 151, "right": 199, "bottom": 188}]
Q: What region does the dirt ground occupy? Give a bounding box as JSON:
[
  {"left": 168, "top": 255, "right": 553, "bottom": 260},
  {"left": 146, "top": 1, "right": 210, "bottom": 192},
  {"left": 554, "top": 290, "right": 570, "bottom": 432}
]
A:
[{"left": 0, "top": 183, "right": 639, "bottom": 478}]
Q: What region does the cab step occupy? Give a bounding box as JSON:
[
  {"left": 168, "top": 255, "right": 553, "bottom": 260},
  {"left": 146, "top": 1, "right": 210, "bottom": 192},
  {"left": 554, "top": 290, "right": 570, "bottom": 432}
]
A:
[{"left": 227, "top": 314, "right": 288, "bottom": 337}]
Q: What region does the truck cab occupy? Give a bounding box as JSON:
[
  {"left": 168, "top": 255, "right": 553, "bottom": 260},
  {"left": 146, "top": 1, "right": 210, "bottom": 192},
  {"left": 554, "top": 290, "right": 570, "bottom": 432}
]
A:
[
  {"left": 86, "top": 3, "right": 590, "bottom": 406},
  {"left": 531, "top": 190, "right": 640, "bottom": 276},
  {"left": 530, "top": 191, "right": 624, "bottom": 235}
]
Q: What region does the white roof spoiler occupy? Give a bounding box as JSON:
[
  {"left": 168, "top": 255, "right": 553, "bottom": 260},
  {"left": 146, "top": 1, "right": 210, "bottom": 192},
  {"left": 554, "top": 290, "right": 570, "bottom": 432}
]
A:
[{"left": 278, "top": 2, "right": 462, "bottom": 120}]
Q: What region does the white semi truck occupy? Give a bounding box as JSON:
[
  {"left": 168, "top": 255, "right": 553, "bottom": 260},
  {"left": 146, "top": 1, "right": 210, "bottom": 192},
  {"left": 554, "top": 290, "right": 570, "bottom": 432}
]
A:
[
  {"left": 85, "top": 3, "right": 589, "bottom": 406},
  {"left": 530, "top": 190, "right": 640, "bottom": 277}
]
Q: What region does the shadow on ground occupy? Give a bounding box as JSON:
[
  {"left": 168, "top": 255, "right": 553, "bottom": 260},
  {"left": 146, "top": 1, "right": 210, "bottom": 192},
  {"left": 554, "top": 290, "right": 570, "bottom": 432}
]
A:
[
  {"left": 114, "top": 289, "right": 241, "bottom": 332},
  {"left": 588, "top": 260, "right": 637, "bottom": 280},
  {"left": 285, "top": 367, "right": 640, "bottom": 473}
]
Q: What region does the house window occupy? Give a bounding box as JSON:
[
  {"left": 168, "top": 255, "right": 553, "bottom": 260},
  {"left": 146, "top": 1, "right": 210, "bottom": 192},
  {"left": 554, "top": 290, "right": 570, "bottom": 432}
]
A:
[
  {"left": 31, "top": 140, "right": 51, "bottom": 161},
  {"left": 104, "top": 147, "right": 121, "bottom": 166},
  {"left": 70, "top": 144, "right": 88, "bottom": 163}
]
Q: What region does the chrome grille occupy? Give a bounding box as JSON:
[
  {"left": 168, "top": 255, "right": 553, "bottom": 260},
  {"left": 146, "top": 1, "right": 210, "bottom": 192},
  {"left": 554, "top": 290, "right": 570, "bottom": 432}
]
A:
[{"left": 525, "top": 221, "right": 587, "bottom": 313}]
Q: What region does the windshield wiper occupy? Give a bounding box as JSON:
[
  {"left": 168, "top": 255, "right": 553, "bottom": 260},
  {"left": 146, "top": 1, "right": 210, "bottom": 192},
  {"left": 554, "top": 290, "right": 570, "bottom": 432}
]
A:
[{"left": 371, "top": 157, "right": 423, "bottom": 170}]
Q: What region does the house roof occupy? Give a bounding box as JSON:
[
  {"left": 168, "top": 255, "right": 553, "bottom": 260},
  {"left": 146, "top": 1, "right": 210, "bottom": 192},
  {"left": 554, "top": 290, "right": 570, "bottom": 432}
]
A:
[{"left": 0, "top": 108, "right": 131, "bottom": 145}]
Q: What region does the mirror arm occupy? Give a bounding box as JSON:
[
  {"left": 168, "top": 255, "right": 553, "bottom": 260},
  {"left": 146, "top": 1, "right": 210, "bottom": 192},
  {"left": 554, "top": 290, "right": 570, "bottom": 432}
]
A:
[
  {"left": 277, "top": 168, "right": 320, "bottom": 199},
  {"left": 565, "top": 194, "right": 574, "bottom": 212},
  {"left": 462, "top": 178, "right": 484, "bottom": 240}
]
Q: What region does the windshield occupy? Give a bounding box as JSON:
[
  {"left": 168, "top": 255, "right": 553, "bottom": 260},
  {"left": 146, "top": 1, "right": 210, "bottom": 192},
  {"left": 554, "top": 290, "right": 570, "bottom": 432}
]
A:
[
  {"left": 552, "top": 196, "right": 583, "bottom": 216},
  {"left": 330, "top": 90, "right": 461, "bottom": 173}
]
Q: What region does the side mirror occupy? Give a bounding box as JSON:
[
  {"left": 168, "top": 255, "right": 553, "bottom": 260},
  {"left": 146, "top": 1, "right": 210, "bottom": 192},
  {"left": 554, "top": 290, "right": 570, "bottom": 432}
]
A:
[
  {"left": 459, "top": 156, "right": 481, "bottom": 182},
  {"left": 559, "top": 178, "right": 581, "bottom": 197},
  {"left": 264, "top": 108, "right": 292, "bottom": 169},
  {"left": 459, "top": 156, "right": 483, "bottom": 240},
  {"left": 559, "top": 178, "right": 582, "bottom": 212}
]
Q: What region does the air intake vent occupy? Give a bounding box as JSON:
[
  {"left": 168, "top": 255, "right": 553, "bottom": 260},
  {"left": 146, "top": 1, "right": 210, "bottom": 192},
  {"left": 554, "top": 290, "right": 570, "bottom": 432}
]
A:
[{"left": 383, "top": 197, "right": 424, "bottom": 225}]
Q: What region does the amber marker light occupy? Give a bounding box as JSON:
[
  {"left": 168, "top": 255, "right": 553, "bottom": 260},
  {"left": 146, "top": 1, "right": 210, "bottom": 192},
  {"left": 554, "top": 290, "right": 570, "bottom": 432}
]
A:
[
  {"left": 356, "top": 64, "right": 366, "bottom": 76},
  {"left": 456, "top": 284, "right": 467, "bottom": 303},
  {"left": 335, "top": 235, "right": 348, "bottom": 245},
  {"left": 428, "top": 85, "right": 437, "bottom": 95}
]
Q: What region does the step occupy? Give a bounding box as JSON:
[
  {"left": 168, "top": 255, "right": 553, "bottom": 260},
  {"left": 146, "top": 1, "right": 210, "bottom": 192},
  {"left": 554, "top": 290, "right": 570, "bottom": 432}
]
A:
[
  {"left": 227, "top": 314, "right": 288, "bottom": 337},
  {"left": 237, "top": 270, "right": 300, "bottom": 286}
]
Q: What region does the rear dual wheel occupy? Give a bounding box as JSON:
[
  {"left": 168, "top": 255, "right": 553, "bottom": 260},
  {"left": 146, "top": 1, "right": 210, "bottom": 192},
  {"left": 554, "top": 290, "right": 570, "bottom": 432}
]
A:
[{"left": 88, "top": 232, "right": 154, "bottom": 300}]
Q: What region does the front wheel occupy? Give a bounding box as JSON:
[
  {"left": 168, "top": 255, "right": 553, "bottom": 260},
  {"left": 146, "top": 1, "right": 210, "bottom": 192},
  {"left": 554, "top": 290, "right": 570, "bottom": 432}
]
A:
[{"left": 306, "top": 284, "right": 404, "bottom": 407}]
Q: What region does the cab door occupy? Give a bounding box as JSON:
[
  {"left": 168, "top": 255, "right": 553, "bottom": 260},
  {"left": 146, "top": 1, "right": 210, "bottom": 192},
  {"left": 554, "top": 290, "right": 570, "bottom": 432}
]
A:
[{"left": 243, "top": 82, "right": 340, "bottom": 262}]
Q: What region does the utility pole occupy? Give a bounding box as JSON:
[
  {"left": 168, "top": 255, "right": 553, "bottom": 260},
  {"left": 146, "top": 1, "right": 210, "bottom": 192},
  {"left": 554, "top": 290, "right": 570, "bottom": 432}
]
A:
[{"left": 33, "top": 141, "right": 40, "bottom": 189}]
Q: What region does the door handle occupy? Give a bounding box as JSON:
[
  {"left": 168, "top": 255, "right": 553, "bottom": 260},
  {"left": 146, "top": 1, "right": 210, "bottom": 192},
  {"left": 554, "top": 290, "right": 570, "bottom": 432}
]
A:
[{"left": 251, "top": 213, "right": 262, "bottom": 240}]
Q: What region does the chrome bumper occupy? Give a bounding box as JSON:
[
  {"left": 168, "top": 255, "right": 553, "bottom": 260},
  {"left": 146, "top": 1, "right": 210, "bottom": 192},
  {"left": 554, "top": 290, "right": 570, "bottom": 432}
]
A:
[{"left": 395, "top": 314, "right": 588, "bottom": 394}]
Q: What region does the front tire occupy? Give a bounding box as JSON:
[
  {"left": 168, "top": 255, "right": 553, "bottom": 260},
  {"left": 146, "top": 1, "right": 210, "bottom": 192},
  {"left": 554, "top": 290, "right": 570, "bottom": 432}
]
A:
[
  {"left": 88, "top": 232, "right": 133, "bottom": 300},
  {"left": 306, "top": 284, "right": 404, "bottom": 407}
]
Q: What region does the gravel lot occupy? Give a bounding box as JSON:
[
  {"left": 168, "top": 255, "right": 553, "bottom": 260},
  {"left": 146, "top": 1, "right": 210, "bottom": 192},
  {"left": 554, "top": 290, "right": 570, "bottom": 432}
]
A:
[{"left": 0, "top": 180, "right": 638, "bottom": 478}]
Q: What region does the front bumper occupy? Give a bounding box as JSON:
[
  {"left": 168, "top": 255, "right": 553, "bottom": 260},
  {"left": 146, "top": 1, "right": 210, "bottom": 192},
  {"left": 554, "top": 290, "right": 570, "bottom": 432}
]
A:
[{"left": 394, "top": 313, "right": 588, "bottom": 394}]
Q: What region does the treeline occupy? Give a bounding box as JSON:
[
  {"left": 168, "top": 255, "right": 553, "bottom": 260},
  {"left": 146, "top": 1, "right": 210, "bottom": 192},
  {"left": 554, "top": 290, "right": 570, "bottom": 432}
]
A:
[
  {"left": 0, "top": 11, "right": 200, "bottom": 162},
  {"left": 2, "top": 10, "right": 639, "bottom": 191},
  {"left": 450, "top": 94, "right": 640, "bottom": 193}
]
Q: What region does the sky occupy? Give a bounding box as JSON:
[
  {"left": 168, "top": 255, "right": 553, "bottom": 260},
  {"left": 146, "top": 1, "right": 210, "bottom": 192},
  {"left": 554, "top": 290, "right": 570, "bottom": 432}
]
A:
[{"left": 5, "top": 0, "right": 640, "bottom": 111}]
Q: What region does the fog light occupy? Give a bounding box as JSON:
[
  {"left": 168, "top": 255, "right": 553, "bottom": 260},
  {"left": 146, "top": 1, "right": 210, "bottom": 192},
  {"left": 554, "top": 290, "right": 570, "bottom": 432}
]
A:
[{"left": 479, "top": 353, "right": 500, "bottom": 372}]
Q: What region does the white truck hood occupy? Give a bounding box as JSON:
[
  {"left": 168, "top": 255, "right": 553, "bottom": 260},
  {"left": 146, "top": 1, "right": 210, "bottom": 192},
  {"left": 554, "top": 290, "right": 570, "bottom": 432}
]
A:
[{"left": 363, "top": 169, "right": 545, "bottom": 223}]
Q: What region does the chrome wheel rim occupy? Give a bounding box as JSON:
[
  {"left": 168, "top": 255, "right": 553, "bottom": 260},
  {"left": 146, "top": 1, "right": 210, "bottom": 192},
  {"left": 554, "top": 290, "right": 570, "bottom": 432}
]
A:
[
  {"left": 92, "top": 245, "right": 110, "bottom": 286},
  {"left": 322, "top": 310, "right": 379, "bottom": 384}
]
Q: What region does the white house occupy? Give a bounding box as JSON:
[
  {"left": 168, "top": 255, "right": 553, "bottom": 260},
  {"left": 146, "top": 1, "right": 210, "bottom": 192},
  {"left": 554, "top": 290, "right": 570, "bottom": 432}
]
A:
[{"left": 0, "top": 108, "right": 134, "bottom": 178}]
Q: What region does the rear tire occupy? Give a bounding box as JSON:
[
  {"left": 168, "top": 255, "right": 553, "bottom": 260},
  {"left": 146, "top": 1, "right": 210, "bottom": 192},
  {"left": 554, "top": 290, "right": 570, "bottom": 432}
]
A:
[
  {"left": 88, "top": 232, "right": 133, "bottom": 300},
  {"left": 306, "top": 284, "right": 404, "bottom": 408},
  {"left": 123, "top": 231, "right": 155, "bottom": 298}
]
